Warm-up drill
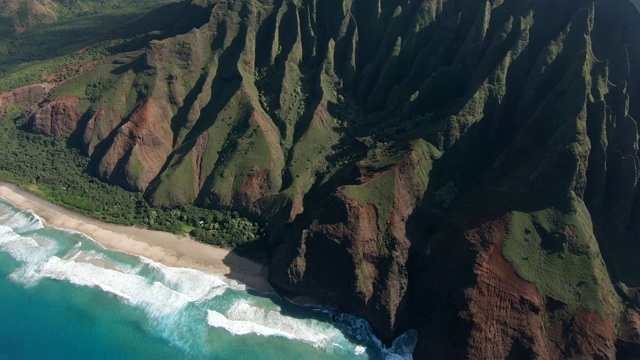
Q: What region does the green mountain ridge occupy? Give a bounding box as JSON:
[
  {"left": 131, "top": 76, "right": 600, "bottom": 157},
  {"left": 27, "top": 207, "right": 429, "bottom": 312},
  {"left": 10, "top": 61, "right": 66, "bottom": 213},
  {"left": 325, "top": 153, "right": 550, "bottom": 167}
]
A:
[{"left": 2, "top": 0, "right": 640, "bottom": 357}]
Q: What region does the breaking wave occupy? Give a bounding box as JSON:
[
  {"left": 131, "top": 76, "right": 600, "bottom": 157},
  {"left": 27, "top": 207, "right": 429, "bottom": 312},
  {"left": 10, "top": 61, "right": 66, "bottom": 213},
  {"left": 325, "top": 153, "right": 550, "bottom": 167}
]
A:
[
  {"left": 207, "top": 298, "right": 346, "bottom": 348},
  {"left": 0, "top": 201, "right": 417, "bottom": 358}
]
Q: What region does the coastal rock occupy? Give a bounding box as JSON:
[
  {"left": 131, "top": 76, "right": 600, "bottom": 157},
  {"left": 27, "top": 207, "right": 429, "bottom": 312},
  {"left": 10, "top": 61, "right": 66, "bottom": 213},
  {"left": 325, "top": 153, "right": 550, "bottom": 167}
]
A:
[{"left": 270, "top": 140, "right": 438, "bottom": 342}]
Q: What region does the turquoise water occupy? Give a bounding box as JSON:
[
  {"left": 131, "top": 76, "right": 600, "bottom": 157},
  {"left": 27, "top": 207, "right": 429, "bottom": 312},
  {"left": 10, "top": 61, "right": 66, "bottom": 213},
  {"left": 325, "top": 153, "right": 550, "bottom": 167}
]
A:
[{"left": 0, "top": 200, "right": 416, "bottom": 359}]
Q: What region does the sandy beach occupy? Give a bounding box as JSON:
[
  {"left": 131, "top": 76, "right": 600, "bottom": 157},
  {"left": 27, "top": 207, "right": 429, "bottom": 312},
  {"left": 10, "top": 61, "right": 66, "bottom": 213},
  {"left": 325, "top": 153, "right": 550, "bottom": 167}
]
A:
[{"left": 0, "top": 183, "right": 274, "bottom": 293}]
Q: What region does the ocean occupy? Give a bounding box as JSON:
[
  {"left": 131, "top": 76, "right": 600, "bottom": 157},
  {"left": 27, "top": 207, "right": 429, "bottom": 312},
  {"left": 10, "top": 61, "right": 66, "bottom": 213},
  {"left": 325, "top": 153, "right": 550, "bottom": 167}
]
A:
[{"left": 0, "top": 200, "right": 416, "bottom": 359}]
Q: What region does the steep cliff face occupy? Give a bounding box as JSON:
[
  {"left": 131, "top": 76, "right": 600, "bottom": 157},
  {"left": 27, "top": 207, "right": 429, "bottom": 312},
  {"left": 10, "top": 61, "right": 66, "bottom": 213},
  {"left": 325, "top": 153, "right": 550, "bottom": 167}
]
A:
[
  {"left": 95, "top": 96, "right": 175, "bottom": 191},
  {"left": 0, "top": 83, "right": 54, "bottom": 118},
  {"left": 27, "top": 97, "right": 83, "bottom": 136},
  {"left": 19, "top": 0, "right": 640, "bottom": 357},
  {"left": 271, "top": 140, "right": 439, "bottom": 341}
]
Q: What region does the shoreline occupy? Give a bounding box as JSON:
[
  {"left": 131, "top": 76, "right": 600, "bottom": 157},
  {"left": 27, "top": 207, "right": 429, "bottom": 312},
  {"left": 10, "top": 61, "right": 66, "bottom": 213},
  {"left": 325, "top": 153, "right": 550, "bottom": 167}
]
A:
[{"left": 0, "top": 182, "right": 275, "bottom": 293}]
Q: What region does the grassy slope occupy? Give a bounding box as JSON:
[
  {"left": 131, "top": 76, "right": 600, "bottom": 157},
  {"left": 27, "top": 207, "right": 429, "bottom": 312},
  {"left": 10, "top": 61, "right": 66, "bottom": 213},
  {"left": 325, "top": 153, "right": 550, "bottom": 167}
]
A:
[
  {"left": 502, "top": 201, "right": 619, "bottom": 316},
  {"left": 0, "top": 0, "right": 186, "bottom": 93},
  {"left": 0, "top": 88, "right": 265, "bottom": 261}
]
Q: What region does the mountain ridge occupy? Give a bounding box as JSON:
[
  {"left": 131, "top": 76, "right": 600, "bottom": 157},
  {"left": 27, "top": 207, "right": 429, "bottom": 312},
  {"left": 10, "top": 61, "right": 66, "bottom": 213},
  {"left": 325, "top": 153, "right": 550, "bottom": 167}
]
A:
[{"left": 3, "top": 0, "right": 640, "bottom": 357}]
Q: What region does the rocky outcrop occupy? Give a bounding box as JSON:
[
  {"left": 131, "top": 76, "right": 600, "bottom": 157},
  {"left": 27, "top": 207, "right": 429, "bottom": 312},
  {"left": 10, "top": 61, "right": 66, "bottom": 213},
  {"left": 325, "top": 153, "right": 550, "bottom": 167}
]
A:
[
  {"left": 618, "top": 309, "right": 640, "bottom": 357},
  {"left": 15, "top": 0, "right": 640, "bottom": 357},
  {"left": 0, "top": 83, "right": 54, "bottom": 118},
  {"left": 463, "top": 215, "right": 550, "bottom": 359},
  {"left": 26, "top": 97, "right": 82, "bottom": 136},
  {"left": 97, "top": 96, "right": 174, "bottom": 191},
  {"left": 271, "top": 140, "right": 439, "bottom": 341}
]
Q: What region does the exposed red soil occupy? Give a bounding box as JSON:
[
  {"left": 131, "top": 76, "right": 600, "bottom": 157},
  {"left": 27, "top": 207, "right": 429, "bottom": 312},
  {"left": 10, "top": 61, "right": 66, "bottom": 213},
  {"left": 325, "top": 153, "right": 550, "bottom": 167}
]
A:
[
  {"left": 562, "top": 309, "right": 616, "bottom": 358},
  {"left": 99, "top": 96, "right": 173, "bottom": 190},
  {"left": 464, "top": 214, "right": 548, "bottom": 358},
  {"left": 27, "top": 96, "right": 82, "bottom": 136},
  {"left": 0, "top": 83, "right": 55, "bottom": 118},
  {"left": 192, "top": 131, "right": 210, "bottom": 192},
  {"left": 237, "top": 169, "right": 272, "bottom": 206},
  {"left": 459, "top": 214, "right": 617, "bottom": 359}
]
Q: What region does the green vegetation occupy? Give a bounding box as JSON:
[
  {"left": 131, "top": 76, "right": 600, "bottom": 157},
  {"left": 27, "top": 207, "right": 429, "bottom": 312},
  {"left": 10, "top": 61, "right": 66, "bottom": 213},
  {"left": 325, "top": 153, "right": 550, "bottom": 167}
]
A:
[
  {"left": 0, "top": 44, "right": 112, "bottom": 93},
  {"left": 0, "top": 107, "right": 266, "bottom": 261},
  {"left": 0, "top": 0, "right": 178, "bottom": 64},
  {"left": 84, "top": 77, "right": 115, "bottom": 102},
  {"left": 0, "top": 1, "right": 637, "bottom": 355},
  {"left": 16, "top": 2, "right": 30, "bottom": 26},
  {"left": 502, "top": 201, "right": 620, "bottom": 316},
  {"left": 0, "top": 0, "right": 201, "bottom": 93},
  {"left": 342, "top": 170, "right": 397, "bottom": 236}
]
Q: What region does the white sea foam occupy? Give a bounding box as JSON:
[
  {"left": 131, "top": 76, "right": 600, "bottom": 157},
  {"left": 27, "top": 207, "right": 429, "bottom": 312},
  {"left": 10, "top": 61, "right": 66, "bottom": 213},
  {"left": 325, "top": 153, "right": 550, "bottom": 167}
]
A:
[
  {"left": 53, "top": 227, "right": 105, "bottom": 248},
  {"left": 1, "top": 228, "right": 229, "bottom": 352},
  {"left": 67, "top": 248, "right": 139, "bottom": 274},
  {"left": 207, "top": 294, "right": 419, "bottom": 358},
  {"left": 37, "top": 255, "right": 193, "bottom": 317},
  {"left": 207, "top": 310, "right": 298, "bottom": 338},
  {"left": 0, "top": 203, "right": 44, "bottom": 233},
  {"left": 144, "top": 259, "right": 229, "bottom": 302},
  {"left": 225, "top": 278, "right": 248, "bottom": 292},
  {"left": 8, "top": 248, "right": 231, "bottom": 318},
  {"left": 58, "top": 242, "right": 82, "bottom": 260},
  {"left": 0, "top": 225, "right": 60, "bottom": 285},
  {"left": 383, "top": 329, "right": 418, "bottom": 360},
  {"left": 0, "top": 202, "right": 418, "bottom": 358},
  {"left": 0, "top": 204, "right": 231, "bottom": 317},
  {"left": 207, "top": 299, "right": 346, "bottom": 349},
  {"left": 311, "top": 306, "right": 418, "bottom": 359}
]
